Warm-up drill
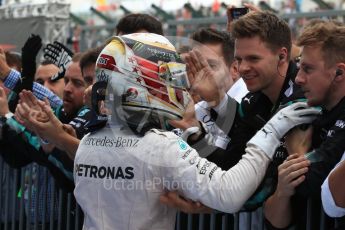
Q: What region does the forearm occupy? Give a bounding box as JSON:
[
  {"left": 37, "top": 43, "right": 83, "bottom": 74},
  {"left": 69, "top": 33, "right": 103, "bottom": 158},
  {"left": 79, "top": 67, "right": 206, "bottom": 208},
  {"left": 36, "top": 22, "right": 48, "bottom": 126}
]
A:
[
  {"left": 216, "top": 144, "right": 271, "bottom": 212},
  {"left": 297, "top": 129, "right": 345, "bottom": 196},
  {"left": 55, "top": 131, "right": 80, "bottom": 160},
  {"left": 3, "top": 69, "right": 21, "bottom": 89},
  {"left": 2, "top": 69, "right": 62, "bottom": 109},
  {"left": 0, "top": 128, "right": 33, "bottom": 168},
  {"left": 297, "top": 150, "right": 344, "bottom": 197},
  {"left": 179, "top": 144, "right": 271, "bottom": 213},
  {"left": 48, "top": 148, "right": 75, "bottom": 181},
  {"left": 32, "top": 82, "right": 63, "bottom": 109},
  {"left": 264, "top": 193, "right": 292, "bottom": 229},
  {"left": 6, "top": 116, "right": 41, "bottom": 150},
  {"left": 44, "top": 160, "right": 75, "bottom": 192}
]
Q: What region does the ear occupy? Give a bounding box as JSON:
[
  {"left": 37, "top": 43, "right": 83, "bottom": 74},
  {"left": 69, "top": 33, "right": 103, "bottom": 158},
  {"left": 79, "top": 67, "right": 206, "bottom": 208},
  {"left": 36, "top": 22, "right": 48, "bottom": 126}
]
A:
[
  {"left": 277, "top": 47, "right": 288, "bottom": 64},
  {"left": 334, "top": 63, "right": 345, "bottom": 81},
  {"left": 279, "top": 54, "right": 285, "bottom": 61},
  {"left": 230, "top": 61, "right": 240, "bottom": 82},
  {"left": 335, "top": 69, "right": 343, "bottom": 77}
]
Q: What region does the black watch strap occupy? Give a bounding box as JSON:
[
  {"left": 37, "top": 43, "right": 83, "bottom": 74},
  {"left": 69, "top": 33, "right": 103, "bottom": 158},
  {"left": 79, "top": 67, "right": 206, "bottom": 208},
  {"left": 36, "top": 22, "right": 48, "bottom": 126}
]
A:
[
  {"left": 0, "top": 115, "right": 7, "bottom": 123},
  {"left": 0, "top": 116, "right": 6, "bottom": 140}
]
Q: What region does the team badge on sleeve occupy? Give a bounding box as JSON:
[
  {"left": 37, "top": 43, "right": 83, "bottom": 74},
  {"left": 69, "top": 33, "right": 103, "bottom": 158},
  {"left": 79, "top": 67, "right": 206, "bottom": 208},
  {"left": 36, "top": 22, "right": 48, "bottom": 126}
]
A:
[{"left": 178, "top": 139, "right": 188, "bottom": 151}]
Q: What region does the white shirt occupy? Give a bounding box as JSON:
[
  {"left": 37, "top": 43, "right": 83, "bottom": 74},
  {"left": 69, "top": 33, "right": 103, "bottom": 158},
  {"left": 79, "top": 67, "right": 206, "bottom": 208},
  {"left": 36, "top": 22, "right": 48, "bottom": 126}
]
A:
[
  {"left": 321, "top": 152, "right": 345, "bottom": 218},
  {"left": 227, "top": 78, "right": 248, "bottom": 103},
  {"left": 194, "top": 78, "right": 248, "bottom": 149}
]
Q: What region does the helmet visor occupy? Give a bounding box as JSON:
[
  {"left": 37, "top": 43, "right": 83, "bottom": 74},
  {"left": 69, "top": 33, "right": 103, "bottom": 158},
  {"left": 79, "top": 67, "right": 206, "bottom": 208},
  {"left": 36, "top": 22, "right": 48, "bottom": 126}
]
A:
[{"left": 159, "top": 62, "right": 190, "bottom": 89}]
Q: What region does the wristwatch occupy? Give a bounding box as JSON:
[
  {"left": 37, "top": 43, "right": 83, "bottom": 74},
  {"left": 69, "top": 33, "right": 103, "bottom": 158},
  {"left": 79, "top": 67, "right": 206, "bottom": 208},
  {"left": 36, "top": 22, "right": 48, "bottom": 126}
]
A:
[
  {"left": 0, "top": 116, "right": 6, "bottom": 141},
  {"left": 4, "top": 112, "right": 14, "bottom": 120}
]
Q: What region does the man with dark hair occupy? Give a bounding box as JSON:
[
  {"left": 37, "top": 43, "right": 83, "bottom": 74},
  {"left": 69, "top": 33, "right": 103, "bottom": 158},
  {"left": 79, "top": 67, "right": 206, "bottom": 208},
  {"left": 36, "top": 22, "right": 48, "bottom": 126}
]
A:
[
  {"left": 224, "top": 10, "right": 302, "bottom": 192},
  {"left": 232, "top": 11, "right": 292, "bottom": 60},
  {"left": 179, "top": 27, "right": 248, "bottom": 229},
  {"left": 187, "top": 27, "right": 248, "bottom": 168},
  {"left": 79, "top": 46, "right": 103, "bottom": 87},
  {"left": 191, "top": 28, "right": 235, "bottom": 69},
  {"left": 191, "top": 27, "right": 247, "bottom": 101},
  {"left": 79, "top": 46, "right": 103, "bottom": 109},
  {"left": 180, "top": 11, "right": 301, "bottom": 171},
  {"left": 115, "top": 13, "right": 163, "bottom": 35},
  {"left": 61, "top": 53, "right": 86, "bottom": 120}
]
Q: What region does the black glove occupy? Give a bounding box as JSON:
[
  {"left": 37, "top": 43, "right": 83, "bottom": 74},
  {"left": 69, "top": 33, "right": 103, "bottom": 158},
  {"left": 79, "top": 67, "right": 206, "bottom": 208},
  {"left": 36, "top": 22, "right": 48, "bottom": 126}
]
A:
[
  {"left": 10, "top": 34, "right": 42, "bottom": 112},
  {"left": 43, "top": 41, "right": 73, "bottom": 81},
  {"left": 18, "top": 34, "right": 42, "bottom": 92}
]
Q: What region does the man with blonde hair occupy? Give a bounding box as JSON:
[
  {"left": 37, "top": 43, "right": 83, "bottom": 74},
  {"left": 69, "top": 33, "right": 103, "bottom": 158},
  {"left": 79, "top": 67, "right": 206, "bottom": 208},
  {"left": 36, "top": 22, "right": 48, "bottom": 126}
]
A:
[{"left": 264, "top": 20, "right": 345, "bottom": 230}]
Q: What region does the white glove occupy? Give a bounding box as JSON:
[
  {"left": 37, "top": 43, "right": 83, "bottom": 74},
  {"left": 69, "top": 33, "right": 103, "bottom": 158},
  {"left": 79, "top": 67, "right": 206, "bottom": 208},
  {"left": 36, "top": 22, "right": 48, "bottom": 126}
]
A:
[
  {"left": 248, "top": 102, "right": 321, "bottom": 159},
  {"left": 43, "top": 41, "right": 73, "bottom": 81}
]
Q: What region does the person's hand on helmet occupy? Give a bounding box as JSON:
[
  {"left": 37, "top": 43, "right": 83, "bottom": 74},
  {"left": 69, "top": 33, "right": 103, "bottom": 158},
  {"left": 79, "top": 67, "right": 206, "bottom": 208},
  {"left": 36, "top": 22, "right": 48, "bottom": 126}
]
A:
[{"left": 169, "top": 97, "right": 199, "bottom": 131}]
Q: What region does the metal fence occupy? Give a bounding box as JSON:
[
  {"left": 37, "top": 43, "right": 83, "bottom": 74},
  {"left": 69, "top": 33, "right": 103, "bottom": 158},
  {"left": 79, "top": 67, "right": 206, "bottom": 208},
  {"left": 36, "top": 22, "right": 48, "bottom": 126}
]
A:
[
  {"left": 0, "top": 159, "right": 83, "bottom": 230},
  {"left": 0, "top": 157, "right": 343, "bottom": 230}
]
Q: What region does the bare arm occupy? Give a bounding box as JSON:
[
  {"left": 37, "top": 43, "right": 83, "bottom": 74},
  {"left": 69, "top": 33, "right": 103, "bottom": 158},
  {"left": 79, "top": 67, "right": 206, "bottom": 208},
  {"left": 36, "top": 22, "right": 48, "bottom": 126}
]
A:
[
  {"left": 267, "top": 124, "right": 313, "bottom": 226},
  {"left": 52, "top": 125, "right": 80, "bottom": 160},
  {"left": 285, "top": 125, "right": 313, "bottom": 156}
]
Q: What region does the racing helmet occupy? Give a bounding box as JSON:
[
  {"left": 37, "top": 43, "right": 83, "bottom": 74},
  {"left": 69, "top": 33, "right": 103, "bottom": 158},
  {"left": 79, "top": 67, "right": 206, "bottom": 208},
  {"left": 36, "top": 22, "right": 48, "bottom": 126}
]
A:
[{"left": 92, "top": 33, "right": 191, "bottom": 133}]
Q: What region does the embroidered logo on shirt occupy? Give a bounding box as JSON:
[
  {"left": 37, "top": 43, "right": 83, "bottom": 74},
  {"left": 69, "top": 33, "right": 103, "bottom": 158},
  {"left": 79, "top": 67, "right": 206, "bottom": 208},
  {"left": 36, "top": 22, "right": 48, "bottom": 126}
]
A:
[
  {"left": 262, "top": 128, "right": 273, "bottom": 137},
  {"left": 75, "top": 164, "right": 134, "bottom": 179},
  {"left": 243, "top": 95, "right": 254, "bottom": 104},
  {"left": 178, "top": 139, "right": 188, "bottom": 150},
  {"left": 77, "top": 109, "right": 89, "bottom": 117},
  {"left": 335, "top": 120, "right": 345, "bottom": 129},
  {"left": 327, "top": 129, "right": 335, "bottom": 138}
]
